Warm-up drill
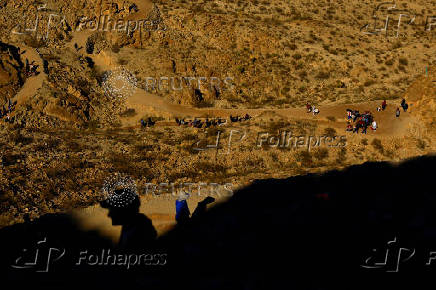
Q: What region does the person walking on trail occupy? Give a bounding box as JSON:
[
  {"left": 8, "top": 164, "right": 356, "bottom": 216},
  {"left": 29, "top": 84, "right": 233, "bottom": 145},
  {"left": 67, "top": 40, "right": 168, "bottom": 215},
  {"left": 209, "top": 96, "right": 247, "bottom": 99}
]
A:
[
  {"left": 401, "top": 99, "right": 409, "bottom": 112},
  {"left": 371, "top": 120, "right": 377, "bottom": 131},
  {"left": 362, "top": 125, "right": 368, "bottom": 134},
  {"left": 346, "top": 109, "right": 353, "bottom": 120},
  {"left": 382, "top": 100, "right": 387, "bottom": 111},
  {"left": 353, "top": 123, "right": 359, "bottom": 134},
  {"left": 396, "top": 107, "right": 401, "bottom": 118},
  {"left": 175, "top": 193, "right": 215, "bottom": 225},
  {"left": 306, "top": 103, "right": 312, "bottom": 113}
]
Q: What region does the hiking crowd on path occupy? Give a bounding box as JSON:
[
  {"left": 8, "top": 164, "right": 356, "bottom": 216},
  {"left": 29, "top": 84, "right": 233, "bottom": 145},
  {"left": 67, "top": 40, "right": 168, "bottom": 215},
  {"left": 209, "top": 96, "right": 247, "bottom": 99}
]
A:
[
  {"left": 140, "top": 117, "right": 156, "bottom": 128},
  {"left": 306, "top": 103, "right": 320, "bottom": 115},
  {"left": 346, "top": 109, "right": 376, "bottom": 134},
  {"left": 176, "top": 117, "right": 227, "bottom": 128},
  {"left": 0, "top": 99, "right": 16, "bottom": 123},
  {"left": 345, "top": 98, "right": 409, "bottom": 134},
  {"left": 25, "top": 59, "right": 39, "bottom": 78}
]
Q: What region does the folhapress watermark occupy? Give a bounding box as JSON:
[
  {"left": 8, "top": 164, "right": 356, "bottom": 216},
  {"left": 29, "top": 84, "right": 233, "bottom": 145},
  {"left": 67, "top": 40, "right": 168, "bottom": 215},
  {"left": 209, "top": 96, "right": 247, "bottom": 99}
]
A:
[
  {"left": 11, "top": 237, "right": 65, "bottom": 273},
  {"left": 361, "top": 2, "right": 435, "bottom": 37},
  {"left": 360, "top": 237, "right": 436, "bottom": 272},
  {"left": 76, "top": 249, "right": 167, "bottom": 269},
  {"left": 10, "top": 237, "right": 166, "bottom": 272},
  {"left": 12, "top": 4, "right": 66, "bottom": 40},
  {"left": 192, "top": 129, "right": 346, "bottom": 154},
  {"left": 76, "top": 15, "right": 166, "bottom": 35},
  {"left": 257, "top": 132, "right": 347, "bottom": 152}
]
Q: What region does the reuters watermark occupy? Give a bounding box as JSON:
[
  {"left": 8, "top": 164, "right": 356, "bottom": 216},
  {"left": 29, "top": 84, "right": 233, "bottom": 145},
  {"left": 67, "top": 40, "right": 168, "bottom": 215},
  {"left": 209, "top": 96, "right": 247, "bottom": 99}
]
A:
[
  {"left": 143, "top": 76, "right": 235, "bottom": 93},
  {"left": 142, "top": 182, "right": 234, "bottom": 199}
]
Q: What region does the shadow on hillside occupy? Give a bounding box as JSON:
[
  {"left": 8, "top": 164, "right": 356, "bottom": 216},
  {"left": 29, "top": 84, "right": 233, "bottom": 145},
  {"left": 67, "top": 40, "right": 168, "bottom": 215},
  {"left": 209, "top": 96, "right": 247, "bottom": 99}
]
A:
[{"left": 1, "top": 155, "right": 435, "bottom": 289}]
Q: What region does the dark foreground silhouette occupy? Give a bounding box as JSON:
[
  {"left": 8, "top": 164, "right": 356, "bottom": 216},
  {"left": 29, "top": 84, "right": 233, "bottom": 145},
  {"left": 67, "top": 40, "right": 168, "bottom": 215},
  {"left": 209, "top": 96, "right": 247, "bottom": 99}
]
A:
[{"left": 1, "top": 155, "right": 435, "bottom": 289}]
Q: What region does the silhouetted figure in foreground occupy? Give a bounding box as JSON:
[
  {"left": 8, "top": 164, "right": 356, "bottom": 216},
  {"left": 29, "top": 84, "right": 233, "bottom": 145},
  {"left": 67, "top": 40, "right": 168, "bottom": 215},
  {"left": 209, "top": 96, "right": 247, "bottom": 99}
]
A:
[
  {"left": 175, "top": 195, "right": 216, "bottom": 225},
  {"left": 101, "top": 189, "right": 157, "bottom": 250}
]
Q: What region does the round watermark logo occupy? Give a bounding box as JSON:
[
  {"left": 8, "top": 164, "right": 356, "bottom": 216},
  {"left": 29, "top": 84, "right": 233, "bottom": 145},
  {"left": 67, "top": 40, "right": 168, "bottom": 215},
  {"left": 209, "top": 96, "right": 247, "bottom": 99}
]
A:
[
  {"left": 101, "top": 173, "right": 138, "bottom": 208},
  {"left": 102, "top": 67, "right": 137, "bottom": 99}
]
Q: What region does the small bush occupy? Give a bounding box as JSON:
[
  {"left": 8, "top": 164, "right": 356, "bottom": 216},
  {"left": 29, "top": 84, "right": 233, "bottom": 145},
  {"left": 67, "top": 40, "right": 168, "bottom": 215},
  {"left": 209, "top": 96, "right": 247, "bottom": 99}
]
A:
[
  {"left": 399, "top": 58, "right": 408, "bottom": 66},
  {"left": 417, "top": 139, "right": 426, "bottom": 150},
  {"left": 313, "top": 148, "right": 329, "bottom": 160},
  {"left": 323, "top": 128, "right": 337, "bottom": 138},
  {"left": 371, "top": 138, "right": 384, "bottom": 153}
]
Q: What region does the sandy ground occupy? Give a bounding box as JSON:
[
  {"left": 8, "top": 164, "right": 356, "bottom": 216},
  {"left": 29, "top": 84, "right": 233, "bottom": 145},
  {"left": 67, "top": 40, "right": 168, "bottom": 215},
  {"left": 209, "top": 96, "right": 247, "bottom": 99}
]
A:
[{"left": 12, "top": 46, "right": 46, "bottom": 107}]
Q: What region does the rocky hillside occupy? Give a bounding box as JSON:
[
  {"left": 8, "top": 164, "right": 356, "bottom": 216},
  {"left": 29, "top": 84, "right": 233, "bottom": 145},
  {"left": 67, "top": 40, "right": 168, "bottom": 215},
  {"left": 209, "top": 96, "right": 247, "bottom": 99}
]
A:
[{"left": 0, "top": 41, "right": 25, "bottom": 103}]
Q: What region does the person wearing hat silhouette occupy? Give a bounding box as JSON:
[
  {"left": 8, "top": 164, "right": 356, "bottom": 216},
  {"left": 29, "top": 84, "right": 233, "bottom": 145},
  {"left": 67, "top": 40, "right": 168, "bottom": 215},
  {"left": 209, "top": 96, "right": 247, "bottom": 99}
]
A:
[{"left": 101, "top": 188, "right": 157, "bottom": 250}]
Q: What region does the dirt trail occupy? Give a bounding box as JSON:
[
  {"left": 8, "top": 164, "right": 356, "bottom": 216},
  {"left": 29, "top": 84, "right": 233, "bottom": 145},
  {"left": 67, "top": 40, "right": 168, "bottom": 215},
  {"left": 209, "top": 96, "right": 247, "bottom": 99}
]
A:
[{"left": 12, "top": 46, "right": 46, "bottom": 106}]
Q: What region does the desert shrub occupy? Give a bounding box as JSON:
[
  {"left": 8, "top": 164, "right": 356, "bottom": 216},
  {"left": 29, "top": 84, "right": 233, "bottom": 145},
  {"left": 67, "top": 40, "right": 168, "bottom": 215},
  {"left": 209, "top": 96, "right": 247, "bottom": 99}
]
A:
[
  {"left": 316, "top": 70, "right": 330, "bottom": 79},
  {"left": 120, "top": 108, "right": 137, "bottom": 117},
  {"left": 313, "top": 148, "right": 329, "bottom": 160},
  {"left": 326, "top": 116, "right": 336, "bottom": 122},
  {"left": 364, "top": 79, "right": 376, "bottom": 87},
  {"left": 371, "top": 138, "right": 384, "bottom": 153},
  {"left": 295, "top": 150, "right": 312, "bottom": 167},
  {"left": 8, "top": 131, "right": 33, "bottom": 145},
  {"left": 417, "top": 139, "right": 426, "bottom": 150},
  {"left": 399, "top": 58, "right": 408, "bottom": 66},
  {"left": 292, "top": 53, "right": 302, "bottom": 60},
  {"left": 111, "top": 43, "right": 120, "bottom": 53},
  {"left": 361, "top": 138, "right": 368, "bottom": 146},
  {"left": 336, "top": 147, "right": 347, "bottom": 163},
  {"left": 385, "top": 59, "right": 394, "bottom": 66},
  {"left": 323, "top": 128, "right": 337, "bottom": 138}
]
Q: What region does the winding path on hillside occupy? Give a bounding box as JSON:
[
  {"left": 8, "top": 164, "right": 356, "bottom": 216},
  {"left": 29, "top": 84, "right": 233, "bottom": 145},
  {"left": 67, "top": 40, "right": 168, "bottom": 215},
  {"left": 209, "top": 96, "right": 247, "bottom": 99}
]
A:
[
  {"left": 10, "top": 0, "right": 417, "bottom": 139},
  {"left": 12, "top": 46, "right": 46, "bottom": 107}
]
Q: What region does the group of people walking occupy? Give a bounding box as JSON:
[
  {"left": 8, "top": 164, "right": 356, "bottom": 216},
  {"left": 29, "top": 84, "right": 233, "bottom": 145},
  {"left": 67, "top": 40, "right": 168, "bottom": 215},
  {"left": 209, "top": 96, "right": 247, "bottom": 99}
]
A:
[
  {"left": 346, "top": 109, "right": 377, "bottom": 134},
  {"left": 25, "top": 59, "right": 39, "bottom": 77},
  {"left": 306, "top": 103, "right": 320, "bottom": 115},
  {"left": 140, "top": 117, "right": 155, "bottom": 128},
  {"left": 230, "top": 114, "right": 251, "bottom": 122},
  {"left": 176, "top": 117, "right": 227, "bottom": 128}
]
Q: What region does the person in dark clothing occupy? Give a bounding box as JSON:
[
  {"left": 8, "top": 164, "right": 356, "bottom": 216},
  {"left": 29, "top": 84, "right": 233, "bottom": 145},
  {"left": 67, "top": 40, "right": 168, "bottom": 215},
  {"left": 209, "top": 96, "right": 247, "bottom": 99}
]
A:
[
  {"left": 361, "top": 125, "right": 367, "bottom": 134},
  {"left": 401, "top": 99, "right": 408, "bottom": 112},
  {"left": 140, "top": 119, "right": 146, "bottom": 128},
  {"left": 147, "top": 117, "right": 155, "bottom": 126},
  {"left": 175, "top": 196, "right": 216, "bottom": 225},
  {"left": 396, "top": 107, "right": 401, "bottom": 118},
  {"left": 382, "top": 100, "right": 387, "bottom": 111},
  {"left": 306, "top": 103, "right": 312, "bottom": 113},
  {"left": 191, "top": 196, "right": 216, "bottom": 219},
  {"left": 101, "top": 189, "right": 157, "bottom": 250},
  {"left": 353, "top": 110, "right": 360, "bottom": 122}
]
